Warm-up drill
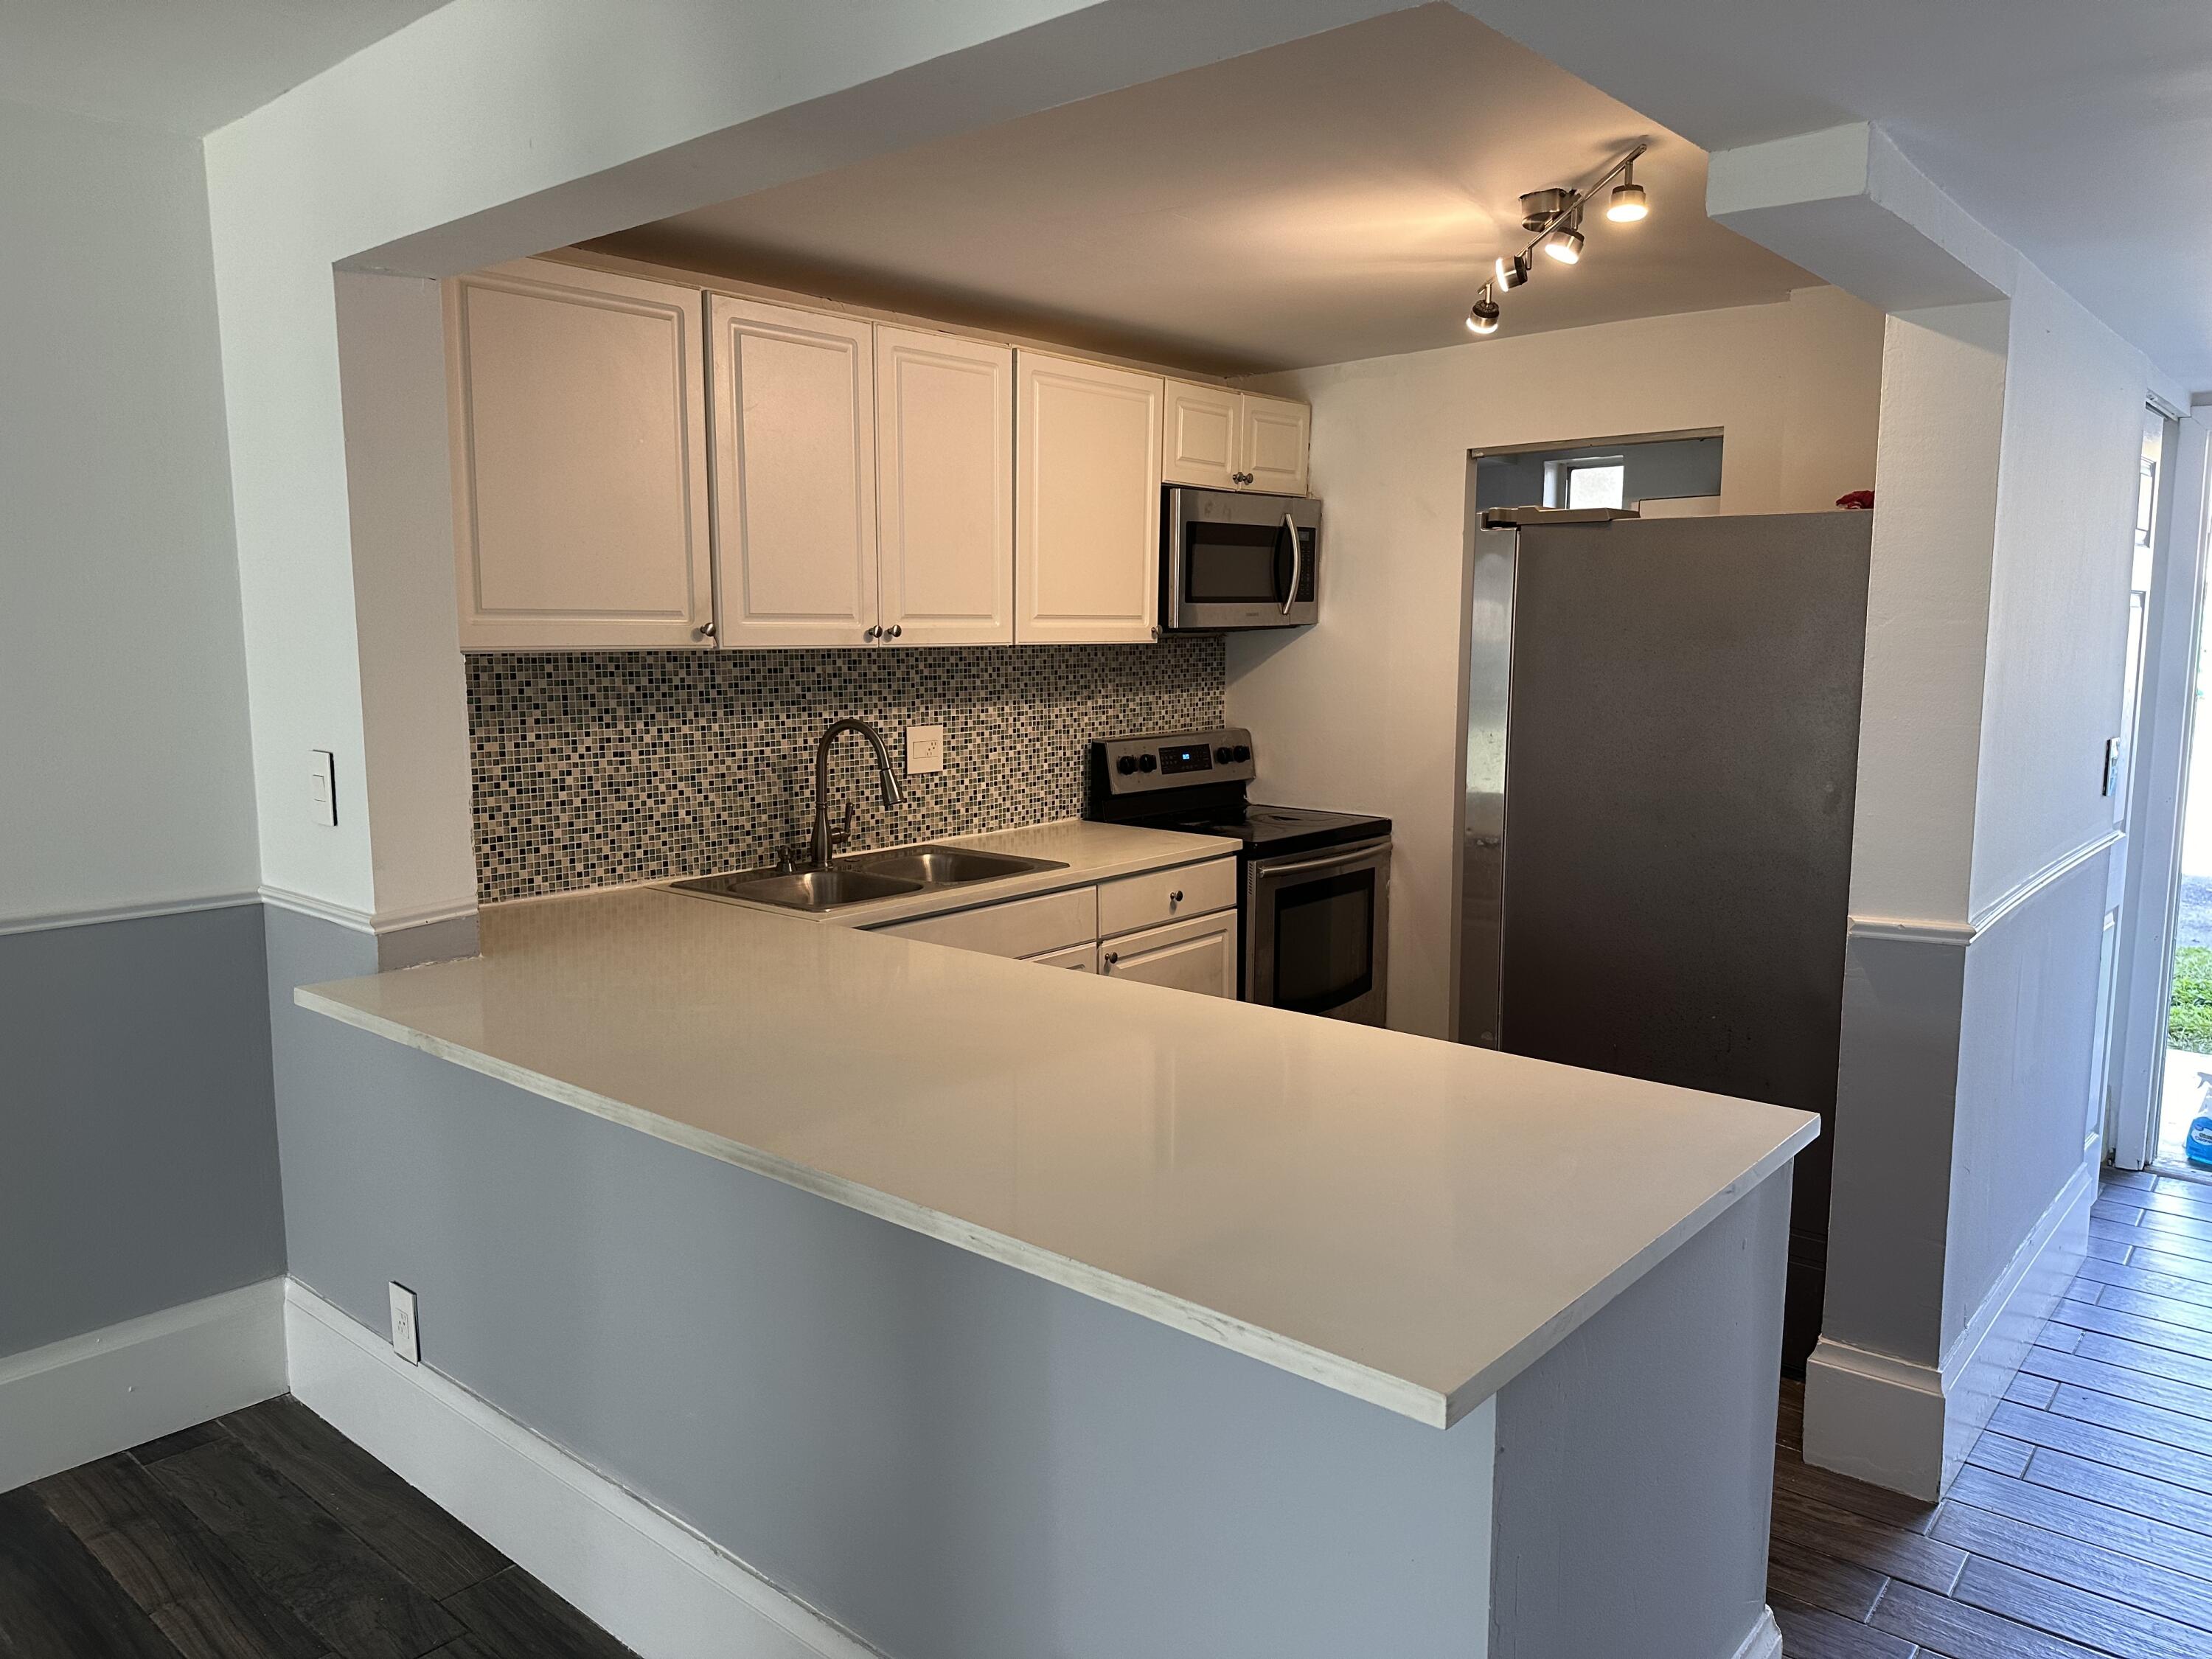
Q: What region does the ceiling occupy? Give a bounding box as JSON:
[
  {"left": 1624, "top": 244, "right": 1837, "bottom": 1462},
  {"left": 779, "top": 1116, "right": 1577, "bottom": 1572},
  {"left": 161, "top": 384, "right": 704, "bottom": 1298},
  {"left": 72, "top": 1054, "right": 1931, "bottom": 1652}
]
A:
[
  {"left": 0, "top": 0, "right": 448, "bottom": 137},
  {"left": 1441, "top": 0, "right": 2212, "bottom": 390},
  {"left": 588, "top": 6, "right": 1818, "bottom": 375}
]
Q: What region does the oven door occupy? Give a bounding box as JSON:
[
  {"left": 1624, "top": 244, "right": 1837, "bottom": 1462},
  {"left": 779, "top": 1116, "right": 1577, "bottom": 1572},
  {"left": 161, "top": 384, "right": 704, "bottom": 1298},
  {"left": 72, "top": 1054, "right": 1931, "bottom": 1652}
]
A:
[
  {"left": 1165, "top": 487, "right": 1320, "bottom": 630},
  {"left": 1245, "top": 835, "right": 1390, "bottom": 1024}
]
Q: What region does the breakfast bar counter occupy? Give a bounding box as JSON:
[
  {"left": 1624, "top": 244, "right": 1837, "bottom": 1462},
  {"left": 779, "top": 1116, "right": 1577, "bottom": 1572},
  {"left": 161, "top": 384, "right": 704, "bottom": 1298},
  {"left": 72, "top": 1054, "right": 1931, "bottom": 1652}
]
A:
[{"left": 289, "top": 852, "right": 1815, "bottom": 1659}]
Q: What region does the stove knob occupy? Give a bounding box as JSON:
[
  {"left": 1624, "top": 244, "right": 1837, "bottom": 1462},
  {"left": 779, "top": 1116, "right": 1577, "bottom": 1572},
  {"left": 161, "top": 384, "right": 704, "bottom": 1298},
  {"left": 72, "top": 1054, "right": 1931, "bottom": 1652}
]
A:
[
  {"left": 1232, "top": 745, "right": 1251, "bottom": 762},
  {"left": 1116, "top": 755, "right": 1138, "bottom": 776},
  {"left": 1214, "top": 745, "right": 1232, "bottom": 763},
  {"left": 1138, "top": 754, "right": 1158, "bottom": 773}
]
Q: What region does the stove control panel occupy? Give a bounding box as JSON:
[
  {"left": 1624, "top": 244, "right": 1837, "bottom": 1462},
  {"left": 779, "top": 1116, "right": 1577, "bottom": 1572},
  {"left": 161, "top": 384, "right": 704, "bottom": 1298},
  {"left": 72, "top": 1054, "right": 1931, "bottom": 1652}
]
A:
[{"left": 1093, "top": 727, "right": 1255, "bottom": 796}]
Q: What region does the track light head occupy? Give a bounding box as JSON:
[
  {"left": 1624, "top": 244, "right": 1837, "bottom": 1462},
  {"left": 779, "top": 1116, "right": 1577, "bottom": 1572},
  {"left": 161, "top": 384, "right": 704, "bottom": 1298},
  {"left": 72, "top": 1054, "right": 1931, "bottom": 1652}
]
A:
[
  {"left": 1495, "top": 252, "right": 1532, "bottom": 291},
  {"left": 1543, "top": 215, "right": 1585, "bottom": 264},
  {"left": 1607, "top": 161, "right": 1649, "bottom": 222},
  {"left": 1467, "top": 286, "right": 1500, "bottom": 335}
]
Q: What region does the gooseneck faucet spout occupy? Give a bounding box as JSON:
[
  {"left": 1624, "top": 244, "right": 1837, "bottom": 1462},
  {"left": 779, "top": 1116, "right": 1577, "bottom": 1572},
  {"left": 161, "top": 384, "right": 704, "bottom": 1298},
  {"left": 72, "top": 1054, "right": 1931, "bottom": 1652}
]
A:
[{"left": 810, "top": 717, "right": 904, "bottom": 869}]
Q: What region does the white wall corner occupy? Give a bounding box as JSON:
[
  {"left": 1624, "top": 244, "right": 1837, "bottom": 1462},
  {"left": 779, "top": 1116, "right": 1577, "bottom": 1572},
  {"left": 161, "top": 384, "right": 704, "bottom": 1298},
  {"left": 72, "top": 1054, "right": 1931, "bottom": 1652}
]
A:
[
  {"left": 0, "top": 1279, "right": 287, "bottom": 1494},
  {"left": 283, "top": 1280, "right": 877, "bottom": 1659},
  {"left": 1708, "top": 122, "right": 2013, "bottom": 313},
  {"left": 1803, "top": 1152, "right": 2094, "bottom": 1500}
]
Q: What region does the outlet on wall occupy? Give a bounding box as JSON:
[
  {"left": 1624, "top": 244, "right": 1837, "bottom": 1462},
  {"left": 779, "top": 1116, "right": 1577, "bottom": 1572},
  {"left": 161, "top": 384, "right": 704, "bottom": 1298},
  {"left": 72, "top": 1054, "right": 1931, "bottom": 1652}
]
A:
[
  {"left": 906, "top": 725, "right": 945, "bottom": 775},
  {"left": 389, "top": 1281, "right": 420, "bottom": 1364}
]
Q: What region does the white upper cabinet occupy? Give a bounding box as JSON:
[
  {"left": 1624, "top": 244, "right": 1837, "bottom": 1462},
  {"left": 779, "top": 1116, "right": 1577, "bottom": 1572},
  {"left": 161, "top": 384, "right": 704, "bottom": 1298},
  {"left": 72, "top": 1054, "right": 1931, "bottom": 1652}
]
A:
[
  {"left": 1161, "top": 379, "right": 1239, "bottom": 490},
  {"left": 1015, "top": 351, "right": 1164, "bottom": 645},
  {"left": 1161, "top": 379, "right": 1312, "bottom": 495},
  {"left": 1240, "top": 392, "right": 1312, "bottom": 495},
  {"left": 874, "top": 327, "right": 1014, "bottom": 646},
  {"left": 446, "top": 260, "right": 712, "bottom": 651},
  {"left": 709, "top": 294, "right": 878, "bottom": 648}
]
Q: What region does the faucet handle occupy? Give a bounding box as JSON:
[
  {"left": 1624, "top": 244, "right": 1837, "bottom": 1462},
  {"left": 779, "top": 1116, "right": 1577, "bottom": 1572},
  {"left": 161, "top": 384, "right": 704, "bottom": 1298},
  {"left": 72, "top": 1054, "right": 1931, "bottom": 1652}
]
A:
[{"left": 829, "top": 799, "right": 856, "bottom": 851}]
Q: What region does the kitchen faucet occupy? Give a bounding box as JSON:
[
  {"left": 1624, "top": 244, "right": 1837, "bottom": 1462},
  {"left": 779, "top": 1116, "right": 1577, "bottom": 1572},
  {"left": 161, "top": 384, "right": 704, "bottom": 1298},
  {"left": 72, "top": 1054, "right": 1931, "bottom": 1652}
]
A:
[{"left": 809, "top": 717, "right": 903, "bottom": 870}]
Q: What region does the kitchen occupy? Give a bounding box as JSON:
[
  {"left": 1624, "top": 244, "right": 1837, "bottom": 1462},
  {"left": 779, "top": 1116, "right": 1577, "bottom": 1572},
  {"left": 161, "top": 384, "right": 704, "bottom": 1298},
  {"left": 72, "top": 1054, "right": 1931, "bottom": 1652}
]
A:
[
  {"left": 15, "top": 4, "right": 2173, "bottom": 1659},
  {"left": 290, "top": 13, "right": 1877, "bottom": 1657}
]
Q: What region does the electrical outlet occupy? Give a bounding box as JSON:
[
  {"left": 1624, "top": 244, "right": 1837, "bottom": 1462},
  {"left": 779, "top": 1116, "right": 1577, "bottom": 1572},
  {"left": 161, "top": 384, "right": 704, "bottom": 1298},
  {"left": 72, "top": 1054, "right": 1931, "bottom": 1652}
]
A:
[
  {"left": 389, "top": 1281, "right": 420, "bottom": 1364},
  {"left": 310, "top": 750, "right": 338, "bottom": 827},
  {"left": 906, "top": 724, "right": 945, "bottom": 775}
]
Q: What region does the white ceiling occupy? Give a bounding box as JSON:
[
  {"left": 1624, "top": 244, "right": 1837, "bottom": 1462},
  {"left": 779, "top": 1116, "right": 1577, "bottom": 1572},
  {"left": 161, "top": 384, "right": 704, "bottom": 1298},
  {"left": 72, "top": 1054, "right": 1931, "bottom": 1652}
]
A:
[
  {"left": 1443, "top": 0, "right": 2212, "bottom": 389},
  {"left": 589, "top": 6, "right": 1818, "bottom": 375},
  {"left": 0, "top": 0, "right": 448, "bottom": 138}
]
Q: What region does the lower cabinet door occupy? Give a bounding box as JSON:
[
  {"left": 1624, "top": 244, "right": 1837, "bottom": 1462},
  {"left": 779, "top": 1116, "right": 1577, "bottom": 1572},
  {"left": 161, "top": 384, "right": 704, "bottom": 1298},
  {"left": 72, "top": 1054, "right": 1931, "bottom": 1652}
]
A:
[
  {"left": 1099, "top": 910, "right": 1237, "bottom": 998},
  {"left": 1025, "top": 942, "right": 1099, "bottom": 973}
]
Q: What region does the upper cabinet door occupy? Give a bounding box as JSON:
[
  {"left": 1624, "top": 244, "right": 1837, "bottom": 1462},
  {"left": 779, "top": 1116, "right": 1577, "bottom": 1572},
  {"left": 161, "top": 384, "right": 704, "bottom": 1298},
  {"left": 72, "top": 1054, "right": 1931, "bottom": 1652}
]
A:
[
  {"left": 1239, "top": 392, "right": 1311, "bottom": 495},
  {"left": 1015, "top": 352, "right": 1163, "bottom": 645},
  {"left": 874, "top": 327, "right": 1014, "bottom": 647},
  {"left": 447, "top": 260, "right": 712, "bottom": 651},
  {"left": 709, "top": 295, "right": 877, "bottom": 648},
  {"left": 1161, "top": 378, "right": 1239, "bottom": 490}
]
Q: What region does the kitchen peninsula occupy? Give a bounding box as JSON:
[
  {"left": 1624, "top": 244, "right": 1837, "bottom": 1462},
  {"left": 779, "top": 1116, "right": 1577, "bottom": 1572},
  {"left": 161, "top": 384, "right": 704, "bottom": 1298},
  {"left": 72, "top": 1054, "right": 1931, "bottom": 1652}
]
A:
[{"left": 297, "top": 855, "right": 1815, "bottom": 1659}]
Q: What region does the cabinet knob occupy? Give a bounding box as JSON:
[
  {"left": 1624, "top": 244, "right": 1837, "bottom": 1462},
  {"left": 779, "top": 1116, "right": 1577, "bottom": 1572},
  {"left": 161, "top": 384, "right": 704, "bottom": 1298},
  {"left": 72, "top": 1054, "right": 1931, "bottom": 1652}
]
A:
[
  {"left": 1102, "top": 950, "right": 1119, "bottom": 968},
  {"left": 694, "top": 620, "right": 717, "bottom": 640},
  {"left": 863, "top": 625, "right": 882, "bottom": 641},
  {"left": 885, "top": 624, "right": 902, "bottom": 639},
  {"left": 1169, "top": 889, "right": 1183, "bottom": 906}
]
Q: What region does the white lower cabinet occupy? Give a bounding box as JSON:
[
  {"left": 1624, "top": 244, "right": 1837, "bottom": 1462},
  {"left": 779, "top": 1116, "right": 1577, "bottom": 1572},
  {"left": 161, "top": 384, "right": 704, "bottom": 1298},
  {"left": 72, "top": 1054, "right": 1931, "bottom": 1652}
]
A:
[
  {"left": 1025, "top": 942, "right": 1099, "bottom": 973},
  {"left": 872, "top": 860, "right": 1236, "bottom": 1000},
  {"left": 1100, "top": 910, "right": 1237, "bottom": 998}
]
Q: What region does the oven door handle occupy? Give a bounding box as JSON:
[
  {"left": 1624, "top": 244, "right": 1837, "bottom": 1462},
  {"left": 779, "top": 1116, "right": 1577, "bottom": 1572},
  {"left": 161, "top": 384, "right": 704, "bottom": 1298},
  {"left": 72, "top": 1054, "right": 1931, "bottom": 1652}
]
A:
[
  {"left": 1281, "top": 512, "right": 1301, "bottom": 616},
  {"left": 1251, "top": 838, "right": 1391, "bottom": 883}
]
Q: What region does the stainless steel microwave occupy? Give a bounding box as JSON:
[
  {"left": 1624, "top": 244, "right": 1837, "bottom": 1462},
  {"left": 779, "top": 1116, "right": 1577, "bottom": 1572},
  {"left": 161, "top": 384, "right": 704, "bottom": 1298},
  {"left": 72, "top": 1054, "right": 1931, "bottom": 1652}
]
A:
[{"left": 1162, "top": 487, "right": 1320, "bottom": 630}]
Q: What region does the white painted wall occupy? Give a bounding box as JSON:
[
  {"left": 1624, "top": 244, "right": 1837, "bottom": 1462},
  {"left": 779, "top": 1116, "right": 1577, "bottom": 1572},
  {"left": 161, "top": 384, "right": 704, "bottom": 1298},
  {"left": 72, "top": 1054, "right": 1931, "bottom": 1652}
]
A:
[
  {"left": 1226, "top": 288, "right": 1885, "bottom": 1037},
  {"left": 1845, "top": 302, "right": 2010, "bottom": 928},
  {"left": 1969, "top": 268, "right": 2148, "bottom": 916},
  {"left": 200, "top": 0, "right": 1402, "bottom": 923},
  {"left": 0, "top": 97, "right": 256, "bottom": 928}
]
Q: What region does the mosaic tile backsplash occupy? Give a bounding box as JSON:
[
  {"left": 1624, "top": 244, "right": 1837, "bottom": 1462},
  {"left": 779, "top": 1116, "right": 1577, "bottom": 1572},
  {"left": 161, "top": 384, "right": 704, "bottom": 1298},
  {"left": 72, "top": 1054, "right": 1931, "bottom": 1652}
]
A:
[{"left": 468, "top": 638, "right": 1227, "bottom": 902}]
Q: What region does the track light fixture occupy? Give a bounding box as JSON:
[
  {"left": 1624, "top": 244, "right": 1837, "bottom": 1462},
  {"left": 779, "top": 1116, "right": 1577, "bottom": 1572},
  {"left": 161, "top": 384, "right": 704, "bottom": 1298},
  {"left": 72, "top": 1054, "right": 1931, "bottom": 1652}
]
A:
[{"left": 1466, "top": 141, "right": 1649, "bottom": 339}]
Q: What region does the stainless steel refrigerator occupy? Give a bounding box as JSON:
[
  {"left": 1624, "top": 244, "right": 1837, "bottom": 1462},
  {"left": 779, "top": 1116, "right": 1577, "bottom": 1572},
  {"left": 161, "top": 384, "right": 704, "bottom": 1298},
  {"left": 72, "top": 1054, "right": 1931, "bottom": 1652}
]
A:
[{"left": 1460, "top": 509, "right": 1873, "bottom": 1371}]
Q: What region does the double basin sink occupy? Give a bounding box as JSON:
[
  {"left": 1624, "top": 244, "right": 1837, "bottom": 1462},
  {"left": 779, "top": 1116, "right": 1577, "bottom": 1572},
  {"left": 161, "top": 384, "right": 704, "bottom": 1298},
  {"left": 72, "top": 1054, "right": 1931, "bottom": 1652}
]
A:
[{"left": 671, "top": 844, "right": 1068, "bottom": 914}]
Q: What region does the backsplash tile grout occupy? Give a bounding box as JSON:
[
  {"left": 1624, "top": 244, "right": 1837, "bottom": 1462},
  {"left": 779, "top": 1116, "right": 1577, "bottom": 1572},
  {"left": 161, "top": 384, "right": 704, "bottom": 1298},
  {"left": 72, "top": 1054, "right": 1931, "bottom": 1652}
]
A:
[{"left": 467, "top": 639, "right": 1225, "bottom": 902}]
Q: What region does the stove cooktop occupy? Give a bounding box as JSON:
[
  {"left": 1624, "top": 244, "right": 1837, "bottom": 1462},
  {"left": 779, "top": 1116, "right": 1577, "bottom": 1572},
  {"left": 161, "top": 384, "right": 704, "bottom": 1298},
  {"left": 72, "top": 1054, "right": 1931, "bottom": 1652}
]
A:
[{"left": 1163, "top": 803, "right": 1391, "bottom": 860}]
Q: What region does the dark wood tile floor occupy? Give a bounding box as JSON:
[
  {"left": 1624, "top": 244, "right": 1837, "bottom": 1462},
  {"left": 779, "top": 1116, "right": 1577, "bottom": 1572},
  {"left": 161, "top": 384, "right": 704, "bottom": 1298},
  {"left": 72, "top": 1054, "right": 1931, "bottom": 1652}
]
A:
[
  {"left": 1773, "top": 1168, "right": 2212, "bottom": 1659},
  {"left": 0, "top": 1395, "right": 632, "bottom": 1659}
]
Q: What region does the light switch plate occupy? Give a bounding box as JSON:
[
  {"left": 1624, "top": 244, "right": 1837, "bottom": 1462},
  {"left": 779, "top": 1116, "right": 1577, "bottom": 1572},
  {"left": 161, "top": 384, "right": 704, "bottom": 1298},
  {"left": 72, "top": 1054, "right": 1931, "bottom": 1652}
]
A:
[
  {"left": 906, "top": 725, "right": 945, "bottom": 775},
  {"left": 388, "top": 1281, "right": 420, "bottom": 1364},
  {"left": 310, "top": 749, "right": 338, "bottom": 827}
]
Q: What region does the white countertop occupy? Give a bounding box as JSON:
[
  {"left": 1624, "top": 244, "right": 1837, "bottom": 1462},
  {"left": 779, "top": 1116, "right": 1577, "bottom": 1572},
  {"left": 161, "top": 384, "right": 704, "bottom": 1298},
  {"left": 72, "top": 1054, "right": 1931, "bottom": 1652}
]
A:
[
  {"left": 299, "top": 825, "right": 1817, "bottom": 1430},
  {"left": 668, "top": 818, "right": 1242, "bottom": 928}
]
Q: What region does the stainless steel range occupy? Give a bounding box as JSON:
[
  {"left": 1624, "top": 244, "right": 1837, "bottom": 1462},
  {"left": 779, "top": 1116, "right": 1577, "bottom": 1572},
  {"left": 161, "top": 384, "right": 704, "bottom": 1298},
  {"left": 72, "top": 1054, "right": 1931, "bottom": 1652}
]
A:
[{"left": 1085, "top": 726, "right": 1390, "bottom": 1025}]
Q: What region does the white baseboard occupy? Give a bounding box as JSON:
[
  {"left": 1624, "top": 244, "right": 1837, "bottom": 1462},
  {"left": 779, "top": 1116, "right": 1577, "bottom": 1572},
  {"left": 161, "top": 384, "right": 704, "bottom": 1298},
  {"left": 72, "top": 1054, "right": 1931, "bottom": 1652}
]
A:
[
  {"left": 1804, "top": 1151, "right": 2096, "bottom": 1500},
  {"left": 1730, "top": 1607, "right": 1784, "bottom": 1659},
  {"left": 283, "top": 1280, "right": 879, "bottom": 1659},
  {"left": 0, "top": 1278, "right": 286, "bottom": 1493}
]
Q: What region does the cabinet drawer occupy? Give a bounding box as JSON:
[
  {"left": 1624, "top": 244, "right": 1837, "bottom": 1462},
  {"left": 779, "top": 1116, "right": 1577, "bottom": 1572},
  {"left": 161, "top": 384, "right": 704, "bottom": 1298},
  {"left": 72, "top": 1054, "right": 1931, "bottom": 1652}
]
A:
[
  {"left": 877, "top": 885, "right": 1097, "bottom": 960},
  {"left": 1100, "top": 911, "right": 1237, "bottom": 998},
  {"left": 1024, "top": 941, "right": 1099, "bottom": 973},
  {"left": 1098, "top": 856, "right": 1236, "bottom": 939}
]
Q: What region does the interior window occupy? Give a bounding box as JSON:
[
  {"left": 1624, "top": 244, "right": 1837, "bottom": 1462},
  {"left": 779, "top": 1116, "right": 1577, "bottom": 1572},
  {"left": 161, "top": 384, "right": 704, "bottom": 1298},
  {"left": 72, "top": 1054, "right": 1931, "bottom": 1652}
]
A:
[{"left": 1565, "top": 462, "right": 1626, "bottom": 509}]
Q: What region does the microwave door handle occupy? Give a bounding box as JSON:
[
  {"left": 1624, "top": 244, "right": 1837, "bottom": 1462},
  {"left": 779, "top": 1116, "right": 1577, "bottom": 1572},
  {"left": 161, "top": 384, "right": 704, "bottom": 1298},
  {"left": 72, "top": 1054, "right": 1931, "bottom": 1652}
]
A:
[{"left": 1281, "top": 512, "right": 1301, "bottom": 615}]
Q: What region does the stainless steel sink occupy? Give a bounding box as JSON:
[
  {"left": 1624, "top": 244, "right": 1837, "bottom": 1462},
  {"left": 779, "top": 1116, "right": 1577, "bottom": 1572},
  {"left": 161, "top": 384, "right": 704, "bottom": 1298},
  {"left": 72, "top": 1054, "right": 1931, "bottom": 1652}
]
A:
[
  {"left": 671, "top": 867, "right": 925, "bottom": 912},
  {"left": 843, "top": 845, "right": 1068, "bottom": 886},
  {"left": 669, "top": 843, "right": 1065, "bottom": 913}
]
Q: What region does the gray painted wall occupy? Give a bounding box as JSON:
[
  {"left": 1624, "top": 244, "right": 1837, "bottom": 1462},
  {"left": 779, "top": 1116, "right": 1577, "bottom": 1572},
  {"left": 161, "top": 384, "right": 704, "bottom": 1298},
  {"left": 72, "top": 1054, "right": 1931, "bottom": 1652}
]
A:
[
  {"left": 1823, "top": 929, "right": 1967, "bottom": 1365},
  {"left": 266, "top": 907, "right": 1494, "bottom": 1658},
  {"left": 1489, "top": 1169, "right": 1787, "bottom": 1659},
  {"left": 1, "top": 905, "right": 283, "bottom": 1356}
]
